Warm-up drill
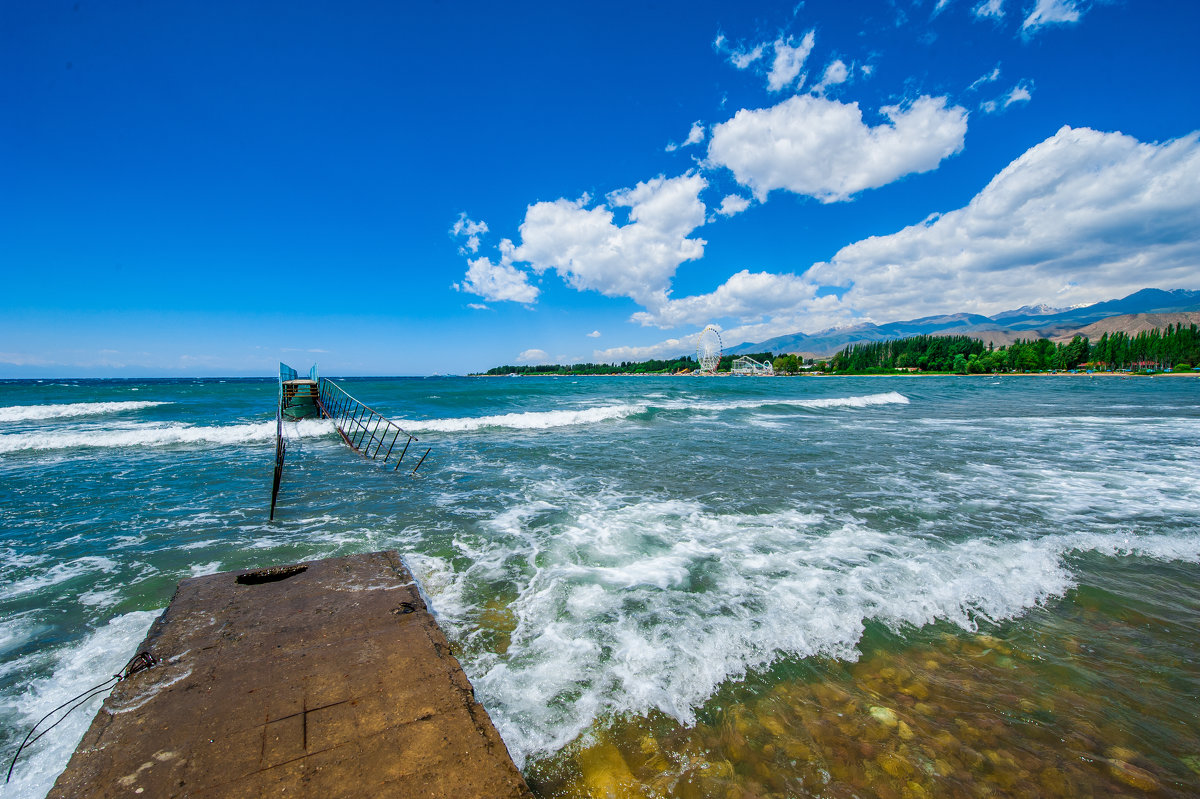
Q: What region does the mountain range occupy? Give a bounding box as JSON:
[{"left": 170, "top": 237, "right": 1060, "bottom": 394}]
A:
[{"left": 728, "top": 288, "right": 1200, "bottom": 359}]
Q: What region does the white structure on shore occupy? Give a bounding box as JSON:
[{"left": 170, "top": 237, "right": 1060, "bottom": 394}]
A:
[{"left": 731, "top": 356, "right": 774, "bottom": 376}]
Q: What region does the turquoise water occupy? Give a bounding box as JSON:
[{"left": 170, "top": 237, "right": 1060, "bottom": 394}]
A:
[{"left": 1, "top": 375, "right": 1199, "bottom": 797}]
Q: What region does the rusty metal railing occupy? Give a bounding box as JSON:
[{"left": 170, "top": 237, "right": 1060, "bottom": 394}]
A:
[
  {"left": 316, "top": 379, "right": 430, "bottom": 473},
  {"left": 269, "top": 399, "right": 286, "bottom": 520}
]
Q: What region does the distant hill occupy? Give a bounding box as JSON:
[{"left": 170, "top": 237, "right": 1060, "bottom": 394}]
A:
[
  {"left": 727, "top": 288, "right": 1200, "bottom": 358},
  {"left": 1051, "top": 311, "right": 1200, "bottom": 342}
]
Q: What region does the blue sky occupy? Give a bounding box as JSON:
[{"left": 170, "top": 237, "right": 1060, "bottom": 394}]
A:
[{"left": 2, "top": 0, "right": 1198, "bottom": 376}]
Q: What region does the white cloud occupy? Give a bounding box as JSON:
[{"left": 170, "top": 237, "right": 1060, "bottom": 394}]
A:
[
  {"left": 707, "top": 94, "right": 968, "bottom": 202},
  {"left": 812, "top": 59, "right": 850, "bottom": 95},
  {"left": 968, "top": 66, "right": 1002, "bottom": 92},
  {"left": 716, "top": 194, "right": 751, "bottom": 217},
  {"left": 516, "top": 348, "right": 552, "bottom": 364},
  {"left": 1023, "top": 0, "right": 1084, "bottom": 32},
  {"left": 512, "top": 173, "right": 709, "bottom": 307},
  {"left": 592, "top": 336, "right": 697, "bottom": 364},
  {"left": 591, "top": 296, "right": 854, "bottom": 362},
  {"left": 587, "top": 330, "right": 601, "bottom": 338},
  {"left": 805, "top": 126, "right": 1200, "bottom": 321},
  {"left": 452, "top": 213, "right": 489, "bottom": 254},
  {"left": 451, "top": 213, "right": 488, "bottom": 237},
  {"left": 665, "top": 121, "right": 706, "bottom": 153},
  {"left": 630, "top": 270, "right": 817, "bottom": 328},
  {"left": 973, "top": 0, "right": 1005, "bottom": 19},
  {"left": 767, "top": 31, "right": 816, "bottom": 92},
  {"left": 981, "top": 82, "right": 1033, "bottom": 113},
  {"left": 454, "top": 254, "right": 539, "bottom": 304},
  {"left": 467, "top": 303, "right": 490, "bottom": 310},
  {"left": 730, "top": 43, "right": 765, "bottom": 70}
]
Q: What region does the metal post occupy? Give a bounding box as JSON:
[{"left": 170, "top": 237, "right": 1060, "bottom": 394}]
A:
[
  {"left": 411, "top": 447, "right": 431, "bottom": 475},
  {"left": 393, "top": 437, "right": 412, "bottom": 470},
  {"left": 382, "top": 428, "right": 402, "bottom": 462}
]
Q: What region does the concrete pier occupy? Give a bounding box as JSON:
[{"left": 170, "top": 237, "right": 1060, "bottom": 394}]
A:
[{"left": 49, "top": 551, "right": 531, "bottom": 799}]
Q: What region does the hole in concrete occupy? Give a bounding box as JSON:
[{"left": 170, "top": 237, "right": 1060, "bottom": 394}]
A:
[
  {"left": 236, "top": 565, "right": 308, "bottom": 585},
  {"left": 393, "top": 602, "right": 417, "bottom": 615}
]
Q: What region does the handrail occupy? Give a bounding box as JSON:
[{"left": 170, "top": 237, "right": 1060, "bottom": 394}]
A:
[{"left": 316, "top": 379, "right": 430, "bottom": 473}]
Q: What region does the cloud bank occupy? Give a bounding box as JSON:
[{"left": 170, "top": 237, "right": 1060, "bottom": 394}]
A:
[{"left": 810, "top": 126, "right": 1200, "bottom": 319}]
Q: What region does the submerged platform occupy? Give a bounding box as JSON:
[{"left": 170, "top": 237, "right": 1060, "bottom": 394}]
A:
[{"left": 49, "top": 551, "right": 531, "bottom": 799}]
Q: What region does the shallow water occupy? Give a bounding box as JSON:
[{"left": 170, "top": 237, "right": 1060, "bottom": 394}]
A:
[{"left": 1, "top": 375, "right": 1198, "bottom": 797}]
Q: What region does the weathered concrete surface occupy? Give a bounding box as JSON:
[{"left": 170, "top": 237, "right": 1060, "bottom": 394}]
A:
[{"left": 49, "top": 551, "right": 531, "bottom": 799}]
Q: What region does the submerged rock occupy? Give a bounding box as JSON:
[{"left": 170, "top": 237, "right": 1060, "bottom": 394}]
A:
[
  {"left": 1107, "top": 759, "right": 1161, "bottom": 792},
  {"left": 870, "top": 706, "right": 900, "bottom": 727}
]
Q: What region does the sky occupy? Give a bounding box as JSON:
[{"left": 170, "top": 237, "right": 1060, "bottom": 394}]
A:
[{"left": 2, "top": 0, "right": 1198, "bottom": 376}]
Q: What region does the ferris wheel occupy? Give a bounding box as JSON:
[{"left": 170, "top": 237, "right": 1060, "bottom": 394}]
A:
[{"left": 697, "top": 325, "right": 723, "bottom": 373}]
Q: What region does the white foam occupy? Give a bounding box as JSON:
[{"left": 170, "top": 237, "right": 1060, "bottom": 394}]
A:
[
  {"left": 0, "top": 401, "right": 170, "bottom": 423},
  {"left": 427, "top": 494, "right": 1200, "bottom": 768},
  {"left": 397, "top": 403, "right": 647, "bottom": 433},
  {"left": 1, "top": 557, "right": 118, "bottom": 600},
  {"left": 396, "top": 392, "right": 907, "bottom": 435},
  {"left": 1, "top": 610, "right": 159, "bottom": 799},
  {"left": 680, "top": 390, "right": 910, "bottom": 412},
  {"left": 0, "top": 418, "right": 333, "bottom": 454}
]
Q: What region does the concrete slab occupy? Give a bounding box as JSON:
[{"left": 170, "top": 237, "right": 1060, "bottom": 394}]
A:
[{"left": 49, "top": 551, "right": 531, "bottom": 799}]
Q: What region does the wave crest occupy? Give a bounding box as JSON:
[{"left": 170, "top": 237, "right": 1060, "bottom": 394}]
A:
[
  {"left": 0, "top": 419, "right": 332, "bottom": 454},
  {"left": 0, "top": 401, "right": 170, "bottom": 423}
]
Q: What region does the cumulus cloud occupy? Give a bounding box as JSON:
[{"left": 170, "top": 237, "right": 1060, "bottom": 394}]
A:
[
  {"left": 516, "top": 348, "right": 552, "bottom": 364},
  {"left": 587, "top": 330, "right": 601, "bottom": 338},
  {"left": 716, "top": 194, "right": 751, "bottom": 217},
  {"left": 512, "top": 173, "right": 709, "bottom": 307},
  {"left": 973, "top": 0, "right": 1005, "bottom": 19},
  {"left": 467, "top": 303, "right": 490, "bottom": 310},
  {"left": 592, "top": 296, "right": 853, "bottom": 362},
  {"left": 592, "top": 336, "right": 698, "bottom": 364},
  {"left": 630, "top": 270, "right": 817, "bottom": 328},
  {"left": 767, "top": 31, "right": 816, "bottom": 92},
  {"left": 454, "top": 254, "right": 539, "bottom": 304},
  {"left": 708, "top": 94, "right": 968, "bottom": 202},
  {"left": 1023, "top": 0, "right": 1084, "bottom": 32},
  {"left": 805, "top": 126, "right": 1200, "bottom": 321},
  {"left": 812, "top": 59, "right": 850, "bottom": 94}
]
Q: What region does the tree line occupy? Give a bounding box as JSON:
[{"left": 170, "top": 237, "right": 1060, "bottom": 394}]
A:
[
  {"left": 478, "top": 323, "right": 1198, "bottom": 376},
  {"left": 829, "top": 323, "right": 1199, "bottom": 374},
  {"left": 482, "top": 355, "right": 703, "bottom": 375}
]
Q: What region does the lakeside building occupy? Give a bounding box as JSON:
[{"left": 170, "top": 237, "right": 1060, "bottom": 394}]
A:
[{"left": 732, "top": 356, "right": 775, "bottom": 376}]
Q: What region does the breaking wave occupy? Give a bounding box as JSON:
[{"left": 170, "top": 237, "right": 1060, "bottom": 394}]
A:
[
  {"left": 0, "top": 418, "right": 333, "bottom": 454},
  {"left": 398, "top": 392, "right": 908, "bottom": 434},
  {"left": 412, "top": 494, "right": 1200, "bottom": 767},
  {"left": 399, "top": 404, "right": 648, "bottom": 433},
  {"left": 0, "top": 401, "right": 170, "bottom": 423},
  {"left": 0, "top": 612, "right": 159, "bottom": 799}
]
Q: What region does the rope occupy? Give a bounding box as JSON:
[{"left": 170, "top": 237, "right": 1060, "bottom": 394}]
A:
[{"left": 5, "top": 651, "right": 157, "bottom": 784}]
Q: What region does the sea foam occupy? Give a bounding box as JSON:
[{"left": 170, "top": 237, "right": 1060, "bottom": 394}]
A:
[
  {"left": 0, "top": 611, "right": 159, "bottom": 799},
  {"left": 0, "top": 401, "right": 170, "bottom": 423},
  {"left": 396, "top": 392, "right": 908, "bottom": 434},
  {"left": 0, "top": 418, "right": 333, "bottom": 454},
  {"left": 412, "top": 493, "right": 1200, "bottom": 768}
]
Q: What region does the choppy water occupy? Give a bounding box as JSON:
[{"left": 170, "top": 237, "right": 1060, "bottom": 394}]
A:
[{"left": 1, "top": 375, "right": 1198, "bottom": 797}]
